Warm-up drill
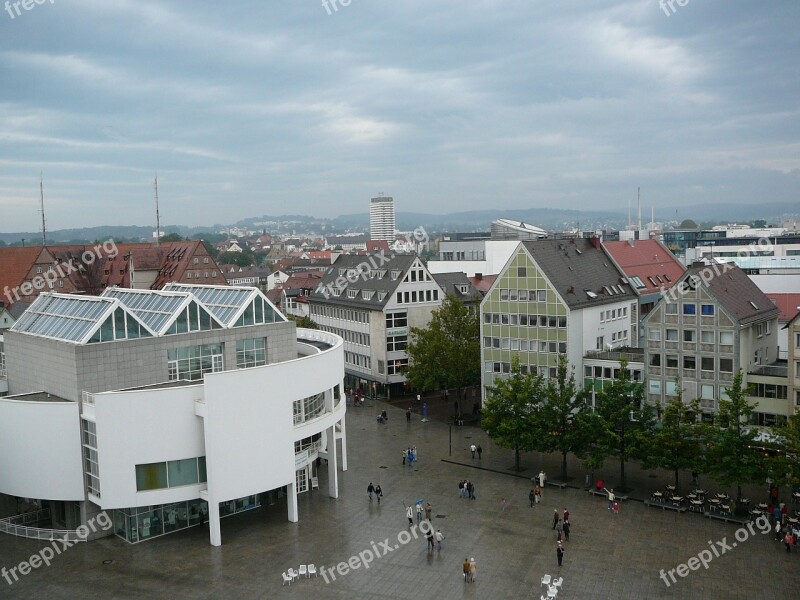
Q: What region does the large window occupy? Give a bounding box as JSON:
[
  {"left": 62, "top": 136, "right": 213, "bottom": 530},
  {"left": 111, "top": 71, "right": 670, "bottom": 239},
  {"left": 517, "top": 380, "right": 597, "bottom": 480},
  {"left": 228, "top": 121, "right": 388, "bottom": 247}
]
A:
[
  {"left": 648, "top": 329, "right": 661, "bottom": 341},
  {"left": 666, "top": 355, "right": 678, "bottom": 369},
  {"left": 385, "top": 312, "right": 408, "bottom": 328},
  {"left": 719, "top": 358, "right": 733, "bottom": 373},
  {"left": 136, "top": 457, "right": 207, "bottom": 491},
  {"left": 82, "top": 419, "right": 100, "bottom": 498},
  {"left": 236, "top": 338, "right": 266, "bottom": 368},
  {"left": 665, "top": 303, "right": 678, "bottom": 315},
  {"left": 650, "top": 353, "right": 661, "bottom": 367},
  {"left": 683, "top": 303, "right": 696, "bottom": 315},
  {"left": 168, "top": 344, "right": 223, "bottom": 381},
  {"left": 701, "top": 330, "right": 714, "bottom": 343},
  {"left": 649, "top": 380, "right": 661, "bottom": 395},
  {"left": 666, "top": 329, "right": 678, "bottom": 341},
  {"left": 683, "top": 330, "right": 696, "bottom": 343},
  {"left": 388, "top": 358, "right": 409, "bottom": 375},
  {"left": 387, "top": 335, "right": 407, "bottom": 352},
  {"left": 701, "top": 304, "right": 715, "bottom": 316},
  {"left": 683, "top": 356, "right": 696, "bottom": 370},
  {"left": 720, "top": 331, "right": 734, "bottom": 346},
  {"left": 701, "top": 357, "right": 714, "bottom": 371}
]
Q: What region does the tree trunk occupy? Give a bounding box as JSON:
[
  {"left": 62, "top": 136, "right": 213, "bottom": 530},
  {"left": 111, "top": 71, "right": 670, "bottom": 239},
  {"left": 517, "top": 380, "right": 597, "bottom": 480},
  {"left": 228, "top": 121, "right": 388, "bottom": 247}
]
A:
[
  {"left": 515, "top": 447, "right": 521, "bottom": 472},
  {"left": 561, "top": 451, "right": 568, "bottom": 482},
  {"left": 620, "top": 456, "right": 626, "bottom": 491},
  {"left": 674, "top": 468, "right": 679, "bottom": 490}
]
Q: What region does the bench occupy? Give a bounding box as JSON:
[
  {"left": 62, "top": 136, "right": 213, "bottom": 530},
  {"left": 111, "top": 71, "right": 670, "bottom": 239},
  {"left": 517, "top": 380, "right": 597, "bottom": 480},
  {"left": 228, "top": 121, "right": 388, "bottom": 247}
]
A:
[
  {"left": 645, "top": 500, "right": 686, "bottom": 513},
  {"left": 705, "top": 512, "right": 751, "bottom": 525},
  {"left": 588, "top": 489, "right": 628, "bottom": 501},
  {"left": 546, "top": 481, "right": 568, "bottom": 490}
]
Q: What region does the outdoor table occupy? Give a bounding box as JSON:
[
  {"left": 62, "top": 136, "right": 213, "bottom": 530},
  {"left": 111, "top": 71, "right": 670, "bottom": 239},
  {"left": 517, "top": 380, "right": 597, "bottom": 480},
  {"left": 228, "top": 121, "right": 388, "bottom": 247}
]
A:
[
  {"left": 665, "top": 485, "right": 676, "bottom": 492},
  {"left": 693, "top": 489, "right": 707, "bottom": 496},
  {"left": 652, "top": 492, "right": 663, "bottom": 501},
  {"left": 757, "top": 503, "right": 768, "bottom": 510},
  {"left": 686, "top": 493, "right": 698, "bottom": 501},
  {"left": 715, "top": 493, "right": 729, "bottom": 500},
  {"left": 671, "top": 495, "right": 684, "bottom": 506},
  {"left": 689, "top": 500, "right": 704, "bottom": 512},
  {"left": 709, "top": 499, "right": 721, "bottom": 507},
  {"left": 788, "top": 517, "right": 799, "bottom": 525}
]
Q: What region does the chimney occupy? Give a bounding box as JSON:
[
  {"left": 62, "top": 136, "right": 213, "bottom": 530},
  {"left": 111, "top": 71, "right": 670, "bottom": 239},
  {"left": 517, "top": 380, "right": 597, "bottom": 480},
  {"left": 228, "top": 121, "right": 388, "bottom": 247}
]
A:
[
  {"left": 475, "top": 273, "right": 482, "bottom": 281},
  {"left": 589, "top": 236, "right": 601, "bottom": 249}
]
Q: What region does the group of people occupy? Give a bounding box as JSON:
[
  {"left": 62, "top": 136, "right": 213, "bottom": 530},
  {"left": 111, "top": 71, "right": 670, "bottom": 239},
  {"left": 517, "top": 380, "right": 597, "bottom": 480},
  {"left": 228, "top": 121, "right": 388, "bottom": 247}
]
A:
[
  {"left": 469, "top": 443, "right": 483, "bottom": 459},
  {"left": 462, "top": 557, "right": 477, "bottom": 582},
  {"left": 402, "top": 446, "right": 417, "bottom": 465},
  {"left": 552, "top": 507, "right": 571, "bottom": 542},
  {"left": 528, "top": 484, "right": 542, "bottom": 507},
  {"left": 404, "top": 502, "right": 445, "bottom": 553},
  {"left": 366, "top": 482, "right": 383, "bottom": 503},
  {"left": 458, "top": 479, "right": 476, "bottom": 499}
]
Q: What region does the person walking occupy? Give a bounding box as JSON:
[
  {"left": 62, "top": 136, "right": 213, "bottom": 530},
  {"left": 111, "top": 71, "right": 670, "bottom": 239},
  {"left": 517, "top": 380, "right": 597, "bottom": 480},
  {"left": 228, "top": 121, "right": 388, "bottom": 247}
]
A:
[
  {"left": 552, "top": 509, "right": 560, "bottom": 530},
  {"left": 426, "top": 528, "right": 435, "bottom": 552},
  {"left": 555, "top": 518, "right": 564, "bottom": 541},
  {"left": 538, "top": 470, "right": 547, "bottom": 489},
  {"left": 556, "top": 542, "right": 565, "bottom": 567},
  {"left": 563, "top": 519, "right": 571, "bottom": 541},
  {"left": 463, "top": 558, "right": 470, "bottom": 582},
  {"left": 468, "top": 481, "right": 476, "bottom": 500},
  {"left": 459, "top": 480, "right": 467, "bottom": 499},
  {"left": 367, "top": 482, "right": 375, "bottom": 502},
  {"left": 470, "top": 444, "right": 477, "bottom": 459},
  {"left": 435, "top": 529, "right": 444, "bottom": 551},
  {"left": 603, "top": 487, "right": 616, "bottom": 510},
  {"left": 406, "top": 505, "right": 413, "bottom": 526},
  {"left": 534, "top": 484, "right": 542, "bottom": 504},
  {"left": 563, "top": 507, "right": 570, "bottom": 523},
  {"left": 407, "top": 407, "right": 412, "bottom": 423},
  {"left": 477, "top": 445, "right": 483, "bottom": 459},
  {"left": 469, "top": 557, "right": 477, "bottom": 583},
  {"left": 403, "top": 448, "right": 407, "bottom": 465},
  {"left": 425, "top": 502, "right": 433, "bottom": 521},
  {"left": 785, "top": 530, "right": 795, "bottom": 553},
  {"left": 416, "top": 502, "right": 423, "bottom": 523},
  {"left": 529, "top": 489, "right": 536, "bottom": 508},
  {"left": 375, "top": 484, "right": 383, "bottom": 504}
]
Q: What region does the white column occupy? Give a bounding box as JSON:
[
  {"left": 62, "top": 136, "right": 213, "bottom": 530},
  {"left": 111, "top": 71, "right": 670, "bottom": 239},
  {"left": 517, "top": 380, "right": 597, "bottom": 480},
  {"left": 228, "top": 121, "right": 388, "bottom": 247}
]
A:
[
  {"left": 208, "top": 500, "right": 222, "bottom": 547},
  {"left": 287, "top": 480, "right": 298, "bottom": 523},
  {"left": 326, "top": 423, "right": 339, "bottom": 498},
  {"left": 339, "top": 416, "right": 348, "bottom": 472}
]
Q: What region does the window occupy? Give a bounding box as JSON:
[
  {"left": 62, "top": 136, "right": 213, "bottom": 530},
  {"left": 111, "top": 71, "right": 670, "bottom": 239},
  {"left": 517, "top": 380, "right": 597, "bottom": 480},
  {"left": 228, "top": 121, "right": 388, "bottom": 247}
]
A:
[
  {"left": 558, "top": 317, "right": 567, "bottom": 328},
  {"left": 719, "top": 358, "right": 733, "bottom": 373},
  {"left": 596, "top": 336, "right": 604, "bottom": 350},
  {"left": 701, "top": 357, "right": 714, "bottom": 371},
  {"left": 649, "top": 353, "right": 661, "bottom": 367},
  {"left": 756, "top": 323, "right": 763, "bottom": 337},
  {"left": 719, "top": 331, "right": 734, "bottom": 346},
  {"left": 701, "top": 384, "right": 714, "bottom": 400},
  {"left": 666, "top": 380, "right": 678, "bottom": 396},
  {"left": 168, "top": 344, "right": 223, "bottom": 381},
  {"left": 204, "top": 257, "right": 209, "bottom": 264},
  {"left": 386, "top": 313, "right": 408, "bottom": 328},
  {"left": 387, "top": 335, "right": 407, "bottom": 352},
  {"left": 666, "top": 303, "right": 678, "bottom": 315},
  {"left": 537, "top": 291, "right": 547, "bottom": 302},
  {"left": 701, "top": 330, "right": 714, "bottom": 343},
  {"left": 683, "top": 330, "right": 696, "bottom": 343},
  {"left": 701, "top": 304, "right": 714, "bottom": 316},
  {"left": 499, "top": 289, "right": 509, "bottom": 300},
  {"left": 236, "top": 338, "right": 266, "bottom": 368},
  {"left": 483, "top": 337, "right": 492, "bottom": 348},
  {"left": 136, "top": 462, "right": 168, "bottom": 491},
  {"left": 501, "top": 314, "right": 509, "bottom": 325},
  {"left": 683, "top": 356, "right": 696, "bottom": 369},
  {"left": 136, "top": 458, "right": 207, "bottom": 492},
  {"left": 666, "top": 355, "right": 678, "bottom": 368},
  {"left": 387, "top": 358, "right": 409, "bottom": 375},
  {"left": 510, "top": 315, "right": 518, "bottom": 326},
  {"left": 683, "top": 304, "right": 696, "bottom": 315},
  {"left": 517, "top": 267, "right": 527, "bottom": 277},
  {"left": 501, "top": 339, "right": 510, "bottom": 350},
  {"left": 519, "top": 290, "right": 529, "bottom": 301},
  {"left": 648, "top": 329, "right": 662, "bottom": 341},
  {"left": 649, "top": 380, "right": 662, "bottom": 395},
  {"left": 509, "top": 289, "right": 518, "bottom": 301},
  {"left": 666, "top": 329, "right": 678, "bottom": 341}
]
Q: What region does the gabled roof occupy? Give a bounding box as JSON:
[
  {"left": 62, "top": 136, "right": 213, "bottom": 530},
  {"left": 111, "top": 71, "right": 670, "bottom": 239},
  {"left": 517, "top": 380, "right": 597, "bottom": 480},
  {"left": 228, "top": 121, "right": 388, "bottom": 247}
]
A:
[
  {"left": 469, "top": 274, "right": 498, "bottom": 294},
  {"left": 164, "top": 283, "right": 285, "bottom": 327},
  {"left": 684, "top": 263, "right": 781, "bottom": 325},
  {"left": 0, "top": 247, "right": 50, "bottom": 304},
  {"left": 309, "top": 253, "right": 417, "bottom": 308},
  {"left": 521, "top": 239, "right": 636, "bottom": 309},
  {"left": 602, "top": 239, "right": 685, "bottom": 294},
  {"left": 102, "top": 287, "right": 225, "bottom": 334},
  {"left": 765, "top": 293, "right": 800, "bottom": 322},
  {"left": 432, "top": 272, "right": 478, "bottom": 302}
]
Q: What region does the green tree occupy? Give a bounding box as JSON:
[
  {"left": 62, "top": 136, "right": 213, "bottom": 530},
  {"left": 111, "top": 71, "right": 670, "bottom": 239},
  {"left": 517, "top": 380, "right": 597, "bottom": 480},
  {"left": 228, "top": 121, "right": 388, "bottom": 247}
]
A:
[
  {"left": 481, "top": 357, "right": 545, "bottom": 471},
  {"left": 160, "top": 233, "right": 184, "bottom": 242},
  {"left": 288, "top": 315, "right": 320, "bottom": 329},
  {"left": 592, "top": 358, "right": 653, "bottom": 491},
  {"left": 750, "top": 219, "right": 767, "bottom": 228},
  {"left": 537, "top": 354, "right": 592, "bottom": 482},
  {"left": 705, "top": 369, "right": 766, "bottom": 505},
  {"left": 774, "top": 413, "right": 800, "bottom": 489},
  {"left": 639, "top": 381, "right": 706, "bottom": 490},
  {"left": 679, "top": 219, "right": 698, "bottom": 229},
  {"left": 404, "top": 294, "right": 480, "bottom": 414}
]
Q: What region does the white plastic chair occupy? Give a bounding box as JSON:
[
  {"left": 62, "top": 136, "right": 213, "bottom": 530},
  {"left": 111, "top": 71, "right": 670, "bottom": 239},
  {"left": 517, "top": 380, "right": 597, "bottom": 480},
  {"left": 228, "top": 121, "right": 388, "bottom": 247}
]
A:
[
  {"left": 299, "top": 565, "right": 307, "bottom": 578},
  {"left": 288, "top": 568, "right": 299, "bottom": 582},
  {"left": 307, "top": 564, "right": 317, "bottom": 578},
  {"left": 548, "top": 585, "right": 559, "bottom": 599},
  {"left": 281, "top": 572, "right": 292, "bottom": 586},
  {"left": 552, "top": 577, "right": 563, "bottom": 588},
  {"left": 541, "top": 574, "right": 552, "bottom": 587}
]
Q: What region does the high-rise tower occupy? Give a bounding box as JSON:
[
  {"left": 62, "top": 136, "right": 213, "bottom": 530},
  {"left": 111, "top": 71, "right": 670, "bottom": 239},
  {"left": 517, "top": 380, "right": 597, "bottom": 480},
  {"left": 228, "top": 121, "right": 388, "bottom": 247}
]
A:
[{"left": 369, "top": 195, "right": 395, "bottom": 242}]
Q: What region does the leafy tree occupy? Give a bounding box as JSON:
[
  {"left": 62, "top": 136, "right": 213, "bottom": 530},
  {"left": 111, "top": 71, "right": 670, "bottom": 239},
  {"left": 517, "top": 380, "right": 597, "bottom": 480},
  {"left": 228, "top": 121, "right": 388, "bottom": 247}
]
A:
[
  {"left": 705, "top": 369, "right": 766, "bottom": 505},
  {"left": 288, "top": 315, "right": 320, "bottom": 330},
  {"left": 481, "top": 357, "right": 545, "bottom": 471},
  {"left": 591, "top": 357, "right": 653, "bottom": 491},
  {"left": 750, "top": 219, "right": 767, "bottom": 229},
  {"left": 639, "top": 381, "right": 706, "bottom": 490},
  {"left": 404, "top": 294, "right": 480, "bottom": 414},
  {"left": 160, "top": 233, "right": 184, "bottom": 242},
  {"left": 678, "top": 219, "right": 698, "bottom": 229},
  {"left": 536, "top": 354, "right": 592, "bottom": 482},
  {"left": 774, "top": 413, "right": 800, "bottom": 488}
]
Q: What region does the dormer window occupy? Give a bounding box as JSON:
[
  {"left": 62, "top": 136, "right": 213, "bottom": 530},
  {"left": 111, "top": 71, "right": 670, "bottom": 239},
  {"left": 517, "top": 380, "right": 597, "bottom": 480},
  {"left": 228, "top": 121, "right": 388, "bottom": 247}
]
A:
[
  {"left": 362, "top": 290, "right": 375, "bottom": 300},
  {"left": 391, "top": 270, "right": 400, "bottom": 280},
  {"left": 348, "top": 289, "right": 357, "bottom": 298},
  {"left": 458, "top": 284, "right": 469, "bottom": 294}
]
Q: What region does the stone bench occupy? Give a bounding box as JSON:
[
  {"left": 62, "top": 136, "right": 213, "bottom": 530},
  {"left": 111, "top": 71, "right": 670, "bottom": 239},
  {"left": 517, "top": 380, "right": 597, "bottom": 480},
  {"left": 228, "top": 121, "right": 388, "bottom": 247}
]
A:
[
  {"left": 588, "top": 489, "right": 628, "bottom": 501},
  {"left": 644, "top": 500, "right": 686, "bottom": 513}
]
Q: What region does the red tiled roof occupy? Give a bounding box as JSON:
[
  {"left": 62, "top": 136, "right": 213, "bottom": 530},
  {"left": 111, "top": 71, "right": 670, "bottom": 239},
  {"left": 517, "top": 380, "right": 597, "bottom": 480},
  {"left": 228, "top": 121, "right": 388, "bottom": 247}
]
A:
[
  {"left": 469, "top": 273, "right": 498, "bottom": 294},
  {"left": 366, "top": 240, "right": 390, "bottom": 252},
  {"left": 0, "top": 247, "right": 51, "bottom": 305},
  {"left": 603, "top": 239, "right": 685, "bottom": 293},
  {"left": 765, "top": 293, "right": 800, "bottom": 322}
]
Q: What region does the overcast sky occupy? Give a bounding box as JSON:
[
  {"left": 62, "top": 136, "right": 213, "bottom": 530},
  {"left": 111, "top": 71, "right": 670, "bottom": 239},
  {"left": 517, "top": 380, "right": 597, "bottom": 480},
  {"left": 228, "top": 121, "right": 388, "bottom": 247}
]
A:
[{"left": 0, "top": 0, "right": 798, "bottom": 232}]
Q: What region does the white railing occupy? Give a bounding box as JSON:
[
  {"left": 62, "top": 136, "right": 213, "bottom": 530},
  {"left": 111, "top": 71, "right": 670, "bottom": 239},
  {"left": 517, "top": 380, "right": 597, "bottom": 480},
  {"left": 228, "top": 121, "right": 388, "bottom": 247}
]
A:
[
  {"left": 0, "top": 368, "right": 6, "bottom": 380},
  {"left": 82, "top": 391, "right": 95, "bottom": 406},
  {"left": 0, "top": 508, "right": 88, "bottom": 543}
]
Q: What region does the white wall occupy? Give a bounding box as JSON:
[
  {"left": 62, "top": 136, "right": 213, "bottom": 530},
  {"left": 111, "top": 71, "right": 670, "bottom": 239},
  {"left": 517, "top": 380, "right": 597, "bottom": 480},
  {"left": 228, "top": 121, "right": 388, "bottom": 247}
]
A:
[
  {"left": 749, "top": 274, "right": 800, "bottom": 293},
  {"left": 0, "top": 397, "right": 84, "bottom": 500},
  {"left": 93, "top": 384, "right": 207, "bottom": 509},
  {"left": 427, "top": 241, "right": 519, "bottom": 277}
]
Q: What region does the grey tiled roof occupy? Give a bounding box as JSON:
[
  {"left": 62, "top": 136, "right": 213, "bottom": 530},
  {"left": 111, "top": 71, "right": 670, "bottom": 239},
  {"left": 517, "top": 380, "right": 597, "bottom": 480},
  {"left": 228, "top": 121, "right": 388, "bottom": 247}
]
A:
[
  {"left": 432, "top": 272, "right": 478, "bottom": 302},
  {"left": 521, "top": 238, "right": 636, "bottom": 309},
  {"left": 309, "top": 252, "right": 417, "bottom": 309},
  {"left": 686, "top": 263, "right": 781, "bottom": 325}
]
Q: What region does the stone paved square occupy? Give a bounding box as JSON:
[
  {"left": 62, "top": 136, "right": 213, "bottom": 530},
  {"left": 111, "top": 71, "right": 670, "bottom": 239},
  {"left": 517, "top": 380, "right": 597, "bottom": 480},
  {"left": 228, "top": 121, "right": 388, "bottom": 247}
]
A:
[{"left": 1, "top": 400, "right": 795, "bottom": 599}]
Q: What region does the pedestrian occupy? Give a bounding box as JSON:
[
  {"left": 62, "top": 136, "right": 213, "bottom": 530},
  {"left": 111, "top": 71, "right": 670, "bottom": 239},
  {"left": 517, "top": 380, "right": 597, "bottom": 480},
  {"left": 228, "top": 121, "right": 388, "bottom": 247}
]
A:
[
  {"left": 407, "top": 407, "right": 412, "bottom": 423},
  {"left": 556, "top": 518, "right": 563, "bottom": 541},
  {"left": 556, "top": 542, "right": 565, "bottom": 567},
  {"left": 406, "top": 505, "right": 413, "bottom": 526},
  {"left": 435, "top": 529, "right": 445, "bottom": 551},
  {"left": 785, "top": 531, "right": 795, "bottom": 553},
  {"left": 426, "top": 528, "right": 435, "bottom": 552},
  {"left": 692, "top": 471, "right": 699, "bottom": 487},
  {"left": 613, "top": 501, "right": 620, "bottom": 515},
  {"left": 375, "top": 484, "right": 383, "bottom": 504},
  {"left": 367, "top": 482, "right": 375, "bottom": 502},
  {"left": 425, "top": 502, "right": 432, "bottom": 521},
  {"left": 603, "top": 487, "right": 615, "bottom": 510},
  {"left": 477, "top": 444, "right": 483, "bottom": 459},
  {"left": 775, "top": 521, "right": 782, "bottom": 541},
  {"left": 416, "top": 393, "right": 421, "bottom": 405},
  {"left": 534, "top": 484, "right": 542, "bottom": 504},
  {"left": 552, "top": 509, "right": 559, "bottom": 529},
  {"left": 463, "top": 558, "right": 470, "bottom": 582},
  {"left": 563, "top": 507, "right": 570, "bottom": 523},
  {"left": 538, "top": 470, "right": 546, "bottom": 489},
  {"left": 501, "top": 498, "right": 508, "bottom": 512},
  {"left": 412, "top": 445, "right": 418, "bottom": 462},
  {"left": 402, "top": 448, "right": 407, "bottom": 465},
  {"left": 416, "top": 502, "right": 423, "bottom": 523},
  {"left": 563, "top": 519, "right": 570, "bottom": 541},
  {"left": 469, "top": 557, "right": 477, "bottom": 583},
  {"left": 529, "top": 489, "right": 536, "bottom": 508},
  {"left": 459, "top": 480, "right": 466, "bottom": 498},
  {"left": 468, "top": 481, "right": 476, "bottom": 500},
  {"left": 470, "top": 443, "right": 477, "bottom": 459}
]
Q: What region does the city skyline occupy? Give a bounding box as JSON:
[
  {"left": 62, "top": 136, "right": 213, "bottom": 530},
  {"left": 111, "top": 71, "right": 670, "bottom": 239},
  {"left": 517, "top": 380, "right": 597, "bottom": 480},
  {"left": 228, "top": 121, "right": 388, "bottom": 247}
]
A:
[{"left": 1, "top": 1, "right": 798, "bottom": 233}]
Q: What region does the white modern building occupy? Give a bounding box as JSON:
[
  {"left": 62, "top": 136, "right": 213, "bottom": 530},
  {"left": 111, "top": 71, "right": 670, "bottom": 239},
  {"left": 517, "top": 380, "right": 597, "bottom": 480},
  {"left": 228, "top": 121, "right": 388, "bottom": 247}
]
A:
[
  {"left": 0, "top": 284, "right": 346, "bottom": 547},
  {"left": 370, "top": 196, "right": 395, "bottom": 242}
]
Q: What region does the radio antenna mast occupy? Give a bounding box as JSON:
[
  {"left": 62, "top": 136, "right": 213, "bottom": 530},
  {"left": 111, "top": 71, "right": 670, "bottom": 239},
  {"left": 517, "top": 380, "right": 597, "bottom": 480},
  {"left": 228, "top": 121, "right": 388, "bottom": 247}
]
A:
[
  {"left": 154, "top": 174, "right": 161, "bottom": 247},
  {"left": 40, "top": 173, "right": 47, "bottom": 246}
]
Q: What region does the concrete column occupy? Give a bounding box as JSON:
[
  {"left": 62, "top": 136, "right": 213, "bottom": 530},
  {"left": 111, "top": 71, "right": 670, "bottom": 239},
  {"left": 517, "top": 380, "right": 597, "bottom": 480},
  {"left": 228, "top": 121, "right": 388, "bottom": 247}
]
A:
[
  {"left": 339, "top": 416, "right": 348, "bottom": 472},
  {"left": 287, "top": 481, "right": 298, "bottom": 523},
  {"left": 208, "top": 500, "right": 222, "bottom": 547},
  {"left": 326, "top": 423, "right": 339, "bottom": 498}
]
